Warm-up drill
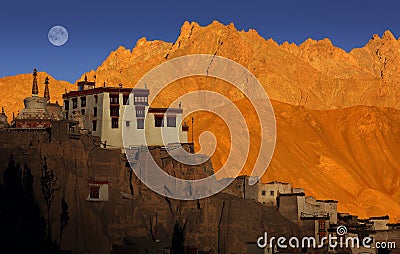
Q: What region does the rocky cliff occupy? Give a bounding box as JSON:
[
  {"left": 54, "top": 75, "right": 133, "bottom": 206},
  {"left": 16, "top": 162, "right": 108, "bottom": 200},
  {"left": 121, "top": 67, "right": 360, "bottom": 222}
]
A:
[{"left": 0, "top": 130, "right": 301, "bottom": 253}]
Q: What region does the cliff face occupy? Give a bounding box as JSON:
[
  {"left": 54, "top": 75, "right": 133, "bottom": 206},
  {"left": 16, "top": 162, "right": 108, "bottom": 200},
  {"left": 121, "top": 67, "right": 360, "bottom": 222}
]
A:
[
  {"left": 1, "top": 21, "right": 400, "bottom": 222},
  {"left": 0, "top": 131, "right": 301, "bottom": 253}
]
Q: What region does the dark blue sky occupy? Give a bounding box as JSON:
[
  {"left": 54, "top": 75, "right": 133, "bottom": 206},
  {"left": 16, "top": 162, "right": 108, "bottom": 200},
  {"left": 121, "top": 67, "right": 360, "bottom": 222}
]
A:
[{"left": 1, "top": 0, "right": 400, "bottom": 83}]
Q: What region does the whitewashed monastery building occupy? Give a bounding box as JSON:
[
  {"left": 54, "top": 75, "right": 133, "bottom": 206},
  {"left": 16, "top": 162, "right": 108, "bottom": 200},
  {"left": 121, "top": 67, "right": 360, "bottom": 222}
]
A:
[{"left": 62, "top": 76, "right": 189, "bottom": 148}]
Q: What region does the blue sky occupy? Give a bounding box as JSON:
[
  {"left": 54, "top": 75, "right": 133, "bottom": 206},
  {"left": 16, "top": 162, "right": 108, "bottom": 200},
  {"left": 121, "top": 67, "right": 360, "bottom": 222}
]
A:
[{"left": 1, "top": 0, "right": 400, "bottom": 82}]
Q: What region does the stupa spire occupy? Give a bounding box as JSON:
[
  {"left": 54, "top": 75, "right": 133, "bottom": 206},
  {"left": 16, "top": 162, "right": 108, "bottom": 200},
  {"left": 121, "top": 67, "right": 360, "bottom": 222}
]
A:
[
  {"left": 44, "top": 76, "right": 50, "bottom": 101},
  {"left": 32, "top": 68, "right": 38, "bottom": 96}
]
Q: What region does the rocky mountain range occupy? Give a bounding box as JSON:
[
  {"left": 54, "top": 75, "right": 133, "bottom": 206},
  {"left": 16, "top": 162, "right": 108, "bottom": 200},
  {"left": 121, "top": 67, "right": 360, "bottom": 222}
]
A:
[{"left": 1, "top": 20, "right": 399, "bottom": 222}]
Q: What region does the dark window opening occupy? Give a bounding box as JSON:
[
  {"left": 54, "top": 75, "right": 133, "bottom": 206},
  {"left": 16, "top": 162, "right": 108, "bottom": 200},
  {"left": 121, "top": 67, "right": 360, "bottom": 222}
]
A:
[
  {"left": 110, "top": 94, "right": 119, "bottom": 104},
  {"left": 64, "top": 100, "right": 69, "bottom": 110},
  {"left": 270, "top": 191, "right": 274, "bottom": 196},
  {"left": 112, "top": 118, "right": 119, "bottom": 129},
  {"left": 261, "top": 190, "right": 266, "bottom": 196},
  {"left": 167, "top": 116, "right": 176, "bottom": 127},
  {"left": 72, "top": 98, "right": 78, "bottom": 109},
  {"left": 89, "top": 185, "right": 100, "bottom": 199},
  {"left": 94, "top": 95, "right": 98, "bottom": 104},
  {"left": 137, "top": 119, "right": 144, "bottom": 129},
  {"left": 110, "top": 106, "right": 119, "bottom": 117},
  {"left": 123, "top": 94, "right": 130, "bottom": 105},
  {"left": 93, "top": 107, "right": 97, "bottom": 117},
  {"left": 155, "top": 115, "right": 164, "bottom": 127},
  {"left": 92, "top": 120, "right": 97, "bottom": 131},
  {"left": 319, "top": 220, "right": 326, "bottom": 231},
  {"left": 126, "top": 121, "right": 130, "bottom": 127},
  {"left": 81, "top": 109, "right": 85, "bottom": 115},
  {"left": 81, "top": 96, "right": 86, "bottom": 107}
]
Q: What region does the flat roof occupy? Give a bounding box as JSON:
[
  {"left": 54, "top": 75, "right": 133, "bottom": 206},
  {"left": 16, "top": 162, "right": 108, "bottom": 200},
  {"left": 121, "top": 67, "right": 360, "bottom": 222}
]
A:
[
  {"left": 317, "top": 199, "right": 339, "bottom": 203},
  {"left": 369, "top": 215, "right": 390, "bottom": 220},
  {"left": 266, "top": 181, "right": 290, "bottom": 185},
  {"left": 148, "top": 108, "right": 183, "bottom": 114},
  {"left": 278, "top": 192, "right": 306, "bottom": 197},
  {"left": 63, "top": 87, "right": 149, "bottom": 99}
]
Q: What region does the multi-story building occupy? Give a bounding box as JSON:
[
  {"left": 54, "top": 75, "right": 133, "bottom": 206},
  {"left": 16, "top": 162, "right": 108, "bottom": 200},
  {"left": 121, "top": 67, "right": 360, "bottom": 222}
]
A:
[
  {"left": 62, "top": 77, "right": 189, "bottom": 148},
  {"left": 277, "top": 193, "right": 338, "bottom": 247},
  {"left": 255, "top": 181, "right": 304, "bottom": 206}
]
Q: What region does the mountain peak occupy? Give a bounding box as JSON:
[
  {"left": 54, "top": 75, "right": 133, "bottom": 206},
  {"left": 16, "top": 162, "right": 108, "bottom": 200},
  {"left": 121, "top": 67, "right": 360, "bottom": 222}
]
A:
[
  {"left": 136, "top": 37, "right": 147, "bottom": 47},
  {"left": 369, "top": 30, "right": 397, "bottom": 43},
  {"left": 300, "top": 37, "right": 333, "bottom": 47},
  {"left": 382, "top": 30, "right": 396, "bottom": 41}
]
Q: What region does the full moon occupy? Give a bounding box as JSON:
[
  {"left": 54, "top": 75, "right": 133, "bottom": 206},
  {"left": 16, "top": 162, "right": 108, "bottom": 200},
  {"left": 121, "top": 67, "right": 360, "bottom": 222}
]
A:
[{"left": 48, "top": 25, "right": 68, "bottom": 46}]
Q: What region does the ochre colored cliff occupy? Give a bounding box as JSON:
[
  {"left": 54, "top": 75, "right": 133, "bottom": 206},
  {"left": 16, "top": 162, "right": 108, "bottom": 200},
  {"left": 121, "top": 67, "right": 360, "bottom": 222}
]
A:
[{"left": 0, "top": 20, "right": 399, "bottom": 222}]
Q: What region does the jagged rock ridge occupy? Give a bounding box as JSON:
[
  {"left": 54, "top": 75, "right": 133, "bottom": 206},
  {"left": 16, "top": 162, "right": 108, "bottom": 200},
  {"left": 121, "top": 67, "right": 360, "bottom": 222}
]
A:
[{"left": 1, "top": 21, "right": 400, "bottom": 222}]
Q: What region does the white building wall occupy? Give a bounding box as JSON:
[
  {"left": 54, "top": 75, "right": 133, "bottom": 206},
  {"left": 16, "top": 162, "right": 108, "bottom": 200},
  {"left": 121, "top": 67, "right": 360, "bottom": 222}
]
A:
[
  {"left": 64, "top": 90, "right": 188, "bottom": 148},
  {"left": 297, "top": 196, "right": 306, "bottom": 221},
  {"left": 122, "top": 102, "right": 147, "bottom": 147},
  {"left": 371, "top": 219, "right": 389, "bottom": 231},
  {"left": 256, "top": 182, "right": 293, "bottom": 206},
  {"left": 144, "top": 112, "right": 187, "bottom": 146},
  {"left": 317, "top": 201, "right": 338, "bottom": 225}
]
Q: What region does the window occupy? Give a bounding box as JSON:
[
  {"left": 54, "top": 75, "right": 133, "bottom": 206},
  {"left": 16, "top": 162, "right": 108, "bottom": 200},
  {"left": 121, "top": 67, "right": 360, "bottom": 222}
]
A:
[
  {"left": 64, "top": 100, "right": 69, "bottom": 110},
  {"left": 319, "top": 220, "right": 326, "bottom": 231},
  {"left": 155, "top": 115, "right": 164, "bottom": 127},
  {"left": 110, "top": 106, "right": 119, "bottom": 117},
  {"left": 110, "top": 94, "right": 119, "bottom": 104},
  {"left": 72, "top": 98, "right": 78, "bottom": 109},
  {"left": 94, "top": 95, "right": 98, "bottom": 104},
  {"left": 261, "top": 190, "right": 266, "bottom": 196},
  {"left": 89, "top": 185, "right": 100, "bottom": 199},
  {"left": 134, "top": 96, "right": 148, "bottom": 103},
  {"left": 92, "top": 120, "right": 97, "bottom": 131},
  {"left": 136, "top": 108, "right": 145, "bottom": 117},
  {"left": 123, "top": 94, "right": 129, "bottom": 105},
  {"left": 81, "top": 109, "right": 85, "bottom": 115},
  {"left": 270, "top": 191, "right": 274, "bottom": 196},
  {"left": 112, "top": 118, "right": 119, "bottom": 128},
  {"left": 81, "top": 96, "right": 86, "bottom": 107},
  {"left": 126, "top": 121, "right": 130, "bottom": 127},
  {"left": 93, "top": 107, "right": 97, "bottom": 117},
  {"left": 137, "top": 119, "right": 144, "bottom": 129},
  {"left": 167, "top": 116, "right": 176, "bottom": 127}
]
